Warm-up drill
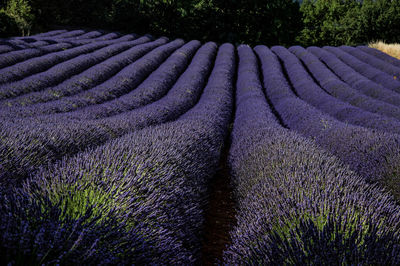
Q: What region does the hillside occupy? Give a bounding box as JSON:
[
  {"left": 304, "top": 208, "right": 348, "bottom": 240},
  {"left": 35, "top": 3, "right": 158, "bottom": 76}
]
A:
[{"left": 1, "top": 29, "right": 400, "bottom": 264}]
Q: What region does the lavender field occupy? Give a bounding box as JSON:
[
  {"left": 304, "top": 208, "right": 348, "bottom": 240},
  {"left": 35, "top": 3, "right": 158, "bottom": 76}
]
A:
[{"left": 1, "top": 29, "right": 400, "bottom": 264}]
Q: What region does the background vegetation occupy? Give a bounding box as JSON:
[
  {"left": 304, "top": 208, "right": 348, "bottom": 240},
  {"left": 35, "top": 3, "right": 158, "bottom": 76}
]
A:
[{"left": 0, "top": 0, "right": 400, "bottom": 46}]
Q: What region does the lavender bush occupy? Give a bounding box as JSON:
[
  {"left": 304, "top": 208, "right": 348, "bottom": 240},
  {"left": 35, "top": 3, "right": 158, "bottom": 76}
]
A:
[
  {"left": 0, "top": 42, "right": 75, "bottom": 70},
  {"left": 273, "top": 46, "right": 400, "bottom": 135},
  {"left": 358, "top": 45, "right": 400, "bottom": 68},
  {"left": 324, "top": 46, "right": 400, "bottom": 93},
  {"left": 340, "top": 45, "right": 400, "bottom": 78},
  {"left": 2, "top": 29, "right": 400, "bottom": 263},
  {"left": 0, "top": 190, "right": 158, "bottom": 265},
  {"left": 308, "top": 46, "right": 400, "bottom": 108},
  {"left": 0, "top": 44, "right": 20, "bottom": 54},
  {"left": 224, "top": 45, "right": 400, "bottom": 264},
  {"left": 0, "top": 37, "right": 155, "bottom": 99},
  {"left": 256, "top": 45, "right": 400, "bottom": 201},
  {"left": 0, "top": 42, "right": 217, "bottom": 187},
  {"left": 0, "top": 42, "right": 234, "bottom": 264},
  {"left": 60, "top": 40, "right": 201, "bottom": 120},
  {"left": 0, "top": 38, "right": 182, "bottom": 116},
  {"left": 2, "top": 38, "right": 180, "bottom": 109},
  {"left": 0, "top": 35, "right": 140, "bottom": 85},
  {"left": 290, "top": 46, "right": 400, "bottom": 120}
]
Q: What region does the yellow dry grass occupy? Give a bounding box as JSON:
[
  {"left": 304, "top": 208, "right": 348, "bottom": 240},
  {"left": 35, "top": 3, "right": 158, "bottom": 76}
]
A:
[{"left": 369, "top": 41, "right": 400, "bottom": 60}]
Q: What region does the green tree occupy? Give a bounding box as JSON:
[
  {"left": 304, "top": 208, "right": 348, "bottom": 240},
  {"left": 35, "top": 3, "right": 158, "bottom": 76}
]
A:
[
  {"left": 26, "top": 0, "right": 301, "bottom": 46},
  {"left": 2, "top": 0, "right": 35, "bottom": 36},
  {"left": 0, "top": 10, "right": 19, "bottom": 37},
  {"left": 296, "top": 0, "right": 360, "bottom": 46},
  {"left": 357, "top": 0, "right": 400, "bottom": 44},
  {"left": 297, "top": 0, "right": 400, "bottom": 46}
]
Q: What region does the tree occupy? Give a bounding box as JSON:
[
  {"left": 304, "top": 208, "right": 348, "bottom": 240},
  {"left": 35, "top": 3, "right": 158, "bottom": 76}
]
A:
[
  {"left": 296, "top": 0, "right": 360, "bottom": 46},
  {"left": 357, "top": 0, "right": 400, "bottom": 44},
  {"left": 3, "top": 0, "right": 34, "bottom": 36},
  {"left": 0, "top": 10, "right": 19, "bottom": 37}
]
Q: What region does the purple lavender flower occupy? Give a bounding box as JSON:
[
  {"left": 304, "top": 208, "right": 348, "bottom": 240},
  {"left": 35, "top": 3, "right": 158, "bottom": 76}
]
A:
[
  {"left": 324, "top": 46, "right": 400, "bottom": 92},
  {"left": 308, "top": 46, "right": 400, "bottom": 108},
  {"left": 358, "top": 45, "right": 400, "bottom": 68},
  {"left": 290, "top": 46, "right": 400, "bottom": 120},
  {"left": 224, "top": 44, "right": 400, "bottom": 264}
]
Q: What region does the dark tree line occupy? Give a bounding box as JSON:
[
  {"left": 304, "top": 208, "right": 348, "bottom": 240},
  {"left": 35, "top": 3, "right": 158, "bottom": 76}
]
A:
[
  {"left": 1, "top": 0, "right": 400, "bottom": 46},
  {"left": 27, "top": 0, "right": 302, "bottom": 46},
  {"left": 297, "top": 0, "right": 400, "bottom": 46}
]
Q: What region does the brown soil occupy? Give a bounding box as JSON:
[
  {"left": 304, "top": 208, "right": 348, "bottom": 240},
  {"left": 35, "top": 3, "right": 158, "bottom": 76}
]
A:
[{"left": 201, "top": 147, "right": 237, "bottom": 265}]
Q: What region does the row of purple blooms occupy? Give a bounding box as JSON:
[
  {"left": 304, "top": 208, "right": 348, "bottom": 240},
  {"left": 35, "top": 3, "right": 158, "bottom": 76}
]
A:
[
  {"left": 0, "top": 36, "right": 150, "bottom": 97},
  {"left": 326, "top": 46, "right": 400, "bottom": 93},
  {"left": 0, "top": 29, "right": 125, "bottom": 53},
  {"left": 0, "top": 41, "right": 216, "bottom": 188},
  {"left": 0, "top": 42, "right": 235, "bottom": 264},
  {"left": 1, "top": 29, "right": 400, "bottom": 263},
  {"left": 224, "top": 44, "right": 400, "bottom": 264},
  {"left": 0, "top": 30, "right": 133, "bottom": 70},
  {"left": 308, "top": 46, "right": 400, "bottom": 108},
  {"left": 2, "top": 37, "right": 168, "bottom": 112},
  {"left": 290, "top": 46, "right": 400, "bottom": 121},
  {"left": 2, "top": 29, "right": 399, "bottom": 127}
]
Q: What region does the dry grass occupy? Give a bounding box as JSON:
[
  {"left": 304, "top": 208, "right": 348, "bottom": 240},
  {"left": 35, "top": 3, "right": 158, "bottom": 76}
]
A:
[{"left": 369, "top": 41, "right": 400, "bottom": 60}]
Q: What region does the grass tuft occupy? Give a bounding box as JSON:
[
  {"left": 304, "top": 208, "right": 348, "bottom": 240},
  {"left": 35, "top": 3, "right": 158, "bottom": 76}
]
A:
[{"left": 369, "top": 41, "right": 400, "bottom": 60}]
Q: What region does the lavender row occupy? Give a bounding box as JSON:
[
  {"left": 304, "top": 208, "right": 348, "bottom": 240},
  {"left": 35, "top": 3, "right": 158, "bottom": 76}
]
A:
[
  {"left": 0, "top": 43, "right": 235, "bottom": 264},
  {"left": 0, "top": 34, "right": 140, "bottom": 85},
  {"left": 308, "top": 46, "right": 400, "bottom": 108},
  {"left": 5, "top": 30, "right": 105, "bottom": 48},
  {"left": 38, "top": 32, "right": 123, "bottom": 46},
  {"left": 2, "top": 38, "right": 181, "bottom": 118},
  {"left": 0, "top": 42, "right": 216, "bottom": 185},
  {"left": 8, "top": 38, "right": 70, "bottom": 50},
  {"left": 0, "top": 45, "right": 17, "bottom": 54},
  {"left": 255, "top": 45, "right": 400, "bottom": 201},
  {"left": 0, "top": 30, "right": 99, "bottom": 63},
  {"left": 63, "top": 32, "right": 122, "bottom": 45},
  {"left": 56, "top": 30, "right": 104, "bottom": 41},
  {"left": 0, "top": 39, "right": 27, "bottom": 48},
  {"left": 224, "top": 45, "right": 400, "bottom": 264},
  {"left": 2, "top": 37, "right": 175, "bottom": 109},
  {"left": 0, "top": 32, "right": 135, "bottom": 72},
  {"left": 0, "top": 36, "right": 155, "bottom": 101},
  {"left": 0, "top": 37, "right": 129, "bottom": 84},
  {"left": 0, "top": 40, "right": 26, "bottom": 51},
  {"left": 34, "top": 29, "right": 87, "bottom": 39},
  {"left": 4, "top": 38, "right": 55, "bottom": 49},
  {"left": 358, "top": 46, "right": 400, "bottom": 68},
  {"left": 31, "top": 41, "right": 213, "bottom": 124},
  {"left": 52, "top": 40, "right": 201, "bottom": 120},
  {"left": 4, "top": 31, "right": 122, "bottom": 53},
  {"left": 22, "top": 40, "right": 53, "bottom": 48},
  {"left": 324, "top": 46, "right": 400, "bottom": 93},
  {"left": 340, "top": 45, "right": 400, "bottom": 77},
  {"left": 30, "top": 29, "right": 69, "bottom": 37},
  {"left": 290, "top": 46, "right": 400, "bottom": 120},
  {"left": 178, "top": 43, "right": 234, "bottom": 126},
  {"left": 15, "top": 30, "right": 90, "bottom": 42},
  {"left": 0, "top": 42, "right": 75, "bottom": 70},
  {"left": 0, "top": 188, "right": 153, "bottom": 264},
  {"left": 273, "top": 46, "right": 400, "bottom": 135},
  {"left": 0, "top": 39, "right": 33, "bottom": 49}
]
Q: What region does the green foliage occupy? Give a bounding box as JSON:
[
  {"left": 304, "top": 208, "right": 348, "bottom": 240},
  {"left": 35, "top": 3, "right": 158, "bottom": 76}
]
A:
[
  {"left": 357, "top": 0, "right": 400, "bottom": 44},
  {"left": 2, "top": 0, "right": 400, "bottom": 46},
  {"left": 297, "top": 0, "right": 400, "bottom": 46},
  {"left": 0, "top": 9, "right": 19, "bottom": 37},
  {"left": 1, "top": 0, "right": 34, "bottom": 36},
  {"left": 25, "top": 0, "right": 302, "bottom": 46},
  {"left": 296, "top": 0, "right": 360, "bottom": 46}
]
